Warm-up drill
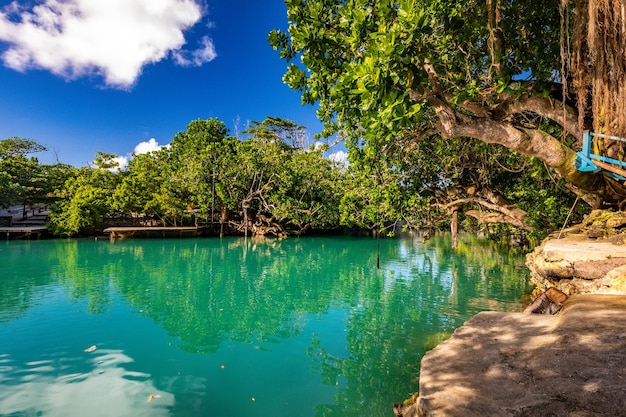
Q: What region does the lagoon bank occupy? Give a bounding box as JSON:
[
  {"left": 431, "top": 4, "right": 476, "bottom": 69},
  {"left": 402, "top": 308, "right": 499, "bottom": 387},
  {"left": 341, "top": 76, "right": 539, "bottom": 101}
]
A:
[{"left": 396, "top": 211, "right": 626, "bottom": 416}]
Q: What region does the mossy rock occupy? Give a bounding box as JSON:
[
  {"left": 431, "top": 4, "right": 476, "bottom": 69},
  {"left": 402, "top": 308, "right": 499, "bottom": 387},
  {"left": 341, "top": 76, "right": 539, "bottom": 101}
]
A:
[{"left": 581, "top": 210, "right": 626, "bottom": 239}]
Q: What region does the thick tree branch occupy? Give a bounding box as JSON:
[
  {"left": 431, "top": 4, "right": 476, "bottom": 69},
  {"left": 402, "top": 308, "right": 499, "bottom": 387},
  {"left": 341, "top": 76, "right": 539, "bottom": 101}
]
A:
[
  {"left": 464, "top": 210, "right": 531, "bottom": 230},
  {"left": 407, "top": 61, "right": 606, "bottom": 202},
  {"left": 442, "top": 197, "right": 528, "bottom": 224},
  {"left": 416, "top": 99, "right": 605, "bottom": 194},
  {"left": 494, "top": 94, "right": 583, "bottom": 139},
  {"left": 438, "top": 196, "right": 531, "bottom": 230}
]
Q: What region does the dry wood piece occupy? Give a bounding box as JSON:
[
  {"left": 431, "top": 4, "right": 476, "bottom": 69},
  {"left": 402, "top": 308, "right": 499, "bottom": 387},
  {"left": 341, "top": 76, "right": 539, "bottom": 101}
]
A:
[{"left": 523, "top": 287, "right": 568, "bottom": 315}]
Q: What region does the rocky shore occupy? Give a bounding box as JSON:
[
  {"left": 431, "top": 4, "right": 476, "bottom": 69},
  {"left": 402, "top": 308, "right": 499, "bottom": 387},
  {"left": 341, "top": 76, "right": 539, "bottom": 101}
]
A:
[
  {"left": 395, "top": 211, "right": 626, "bottom": 417},
  {"left": 526, "top": 210, "right": 626, "bottom": 295}
]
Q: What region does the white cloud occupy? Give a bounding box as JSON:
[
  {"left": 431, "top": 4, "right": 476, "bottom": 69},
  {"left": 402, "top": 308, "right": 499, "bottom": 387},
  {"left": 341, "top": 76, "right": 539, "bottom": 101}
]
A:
[
  {"left": 0, "top": 349, "right": 173, "bottom": 417},
  {"left": 0, "top": 0, "right": 212, "bottom": 88},
  {"left": 329, "top": 150, "right": 349, "bottom": 170},
  {"left": 111, "top": 155, "right": 129, "bottom": 171},
  {"left": 134, "top": 138, "right": 164, "bottom": 155},
  {"left": 172, "top": 35, "right": 217, "bottom": 67}
]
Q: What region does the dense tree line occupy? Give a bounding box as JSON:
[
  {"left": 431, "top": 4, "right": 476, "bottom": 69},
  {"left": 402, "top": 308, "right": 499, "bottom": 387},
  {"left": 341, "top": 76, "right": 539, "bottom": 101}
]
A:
[
  {"left": 0, "top": 137, "right": 71, "bottom": 219},
  {"left": 47, "top": 118, "right": 346, "bottom": 237},
  {"left": 1, "top": 115, "right": 586, "bottom": 244}
]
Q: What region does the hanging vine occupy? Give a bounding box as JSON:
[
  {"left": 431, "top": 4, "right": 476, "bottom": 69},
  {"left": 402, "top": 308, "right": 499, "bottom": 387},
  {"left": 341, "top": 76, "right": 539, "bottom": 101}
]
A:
[{"left": 569, "top": 0, "right": 626, "bottom": 136}]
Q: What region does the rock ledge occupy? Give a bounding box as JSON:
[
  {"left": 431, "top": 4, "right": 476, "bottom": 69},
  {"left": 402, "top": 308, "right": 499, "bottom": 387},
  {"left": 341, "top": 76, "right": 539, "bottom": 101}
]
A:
[
  {"left": 395, "top": 294, "right": 626, "bottom": 417},
  {"left": 526, "top": 211, "right": 626, "bottom": 295}
]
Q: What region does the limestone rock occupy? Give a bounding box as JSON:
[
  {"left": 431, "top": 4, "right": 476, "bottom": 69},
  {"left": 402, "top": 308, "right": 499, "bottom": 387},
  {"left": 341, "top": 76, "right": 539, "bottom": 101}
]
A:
[
  {"left": 581, "top": 209, "right": 626, "bottom": 236},
  {"left": 397, "top": 295, "right": 626, "bottom": 416},
  {"left": 526, "top": 234, "right": 626, "bottom": 294}
]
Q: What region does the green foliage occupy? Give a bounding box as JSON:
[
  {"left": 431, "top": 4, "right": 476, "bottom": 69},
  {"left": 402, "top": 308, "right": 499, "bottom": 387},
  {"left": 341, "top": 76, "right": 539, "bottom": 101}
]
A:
[
  {"left": 40, "top": 113, "right": 584, "bottom": 241},
  {"left": 0, "top": 156, "right": 41, "bottom": 207},
  {"left": 47, "top": 117, "right": 345, "bottom": 236},
  {"left": 268, "top": 148, "right": 343, "bottom": 231},
  {"left": 0, "top": 137, "right": 47, "bottom": 160},
  {"left": 168, "top": 118, "right": 230, "bottom": 224},
  {"left": 269, "top": 0, "right": 588, "bottom": 241},
  {"left": 48, "top": 167, "right": 120, "bottom": 236},
  {"left": 111, "top": 151, "right": 173, "bottom": 223},
  {"left": 0, "top": 137, "right": 62, "bottom": 209},
  {"left": 271, "top": 0, "right": 560, "bottom": 141},
  {"left": 242, "top": 116, "right": 308, "bottom": 149},
  {"left": 507, "top": 159, "right": 588, "bottom": 243},
  {"left": 93, "top": 151, "right": 122, "bottom": 170},
  {"left": 339, "top": 163, "right": 404, "bottom": 233},
  {"left": 170, "top": 118, "right": 228, "bottom": 158}
]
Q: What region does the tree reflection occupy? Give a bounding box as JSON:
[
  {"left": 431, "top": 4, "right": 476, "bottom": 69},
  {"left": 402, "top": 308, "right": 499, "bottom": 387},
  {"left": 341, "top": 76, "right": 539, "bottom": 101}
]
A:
[
  {"left": 0, "top": 241, "right": 60, "bottom": 322},
  {"left": 305, "top": 234, "right": 531, "bottom": 416}
]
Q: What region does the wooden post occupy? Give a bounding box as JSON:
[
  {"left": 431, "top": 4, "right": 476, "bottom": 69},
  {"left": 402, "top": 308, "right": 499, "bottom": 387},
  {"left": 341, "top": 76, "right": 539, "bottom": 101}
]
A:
[
  {"left": 451, "top": 209, "right": 459, "bottom": 249},
  {"left": 243, "top": 203, "right": 249, "bottom": 238},
  {"left": 219, "top": 207, "right": 229, "bottom": 238}
]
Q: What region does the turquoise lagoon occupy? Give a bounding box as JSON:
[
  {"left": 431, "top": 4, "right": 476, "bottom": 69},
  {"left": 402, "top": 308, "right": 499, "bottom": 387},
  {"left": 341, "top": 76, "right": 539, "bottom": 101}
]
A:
[{"left": 0, "top": 235, "right": 530, "bottom": 417}]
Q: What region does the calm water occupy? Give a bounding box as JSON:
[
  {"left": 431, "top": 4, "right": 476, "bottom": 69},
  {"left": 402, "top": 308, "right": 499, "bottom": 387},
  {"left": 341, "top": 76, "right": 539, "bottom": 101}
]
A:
[{"left": 0, "top": 234, "right": 530, "bottom": 417}]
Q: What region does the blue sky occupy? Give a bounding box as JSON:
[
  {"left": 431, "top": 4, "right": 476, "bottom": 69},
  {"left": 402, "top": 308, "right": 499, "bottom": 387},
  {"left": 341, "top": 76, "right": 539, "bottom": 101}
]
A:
[{"left": 0, "top": 0, "right": 341, "bottom": 167}]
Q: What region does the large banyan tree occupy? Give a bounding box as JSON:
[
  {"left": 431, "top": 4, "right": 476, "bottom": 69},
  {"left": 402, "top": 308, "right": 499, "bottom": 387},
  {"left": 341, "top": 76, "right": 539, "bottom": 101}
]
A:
[{"left": 270, "top": 0, "right": 626, "bottom": 234}]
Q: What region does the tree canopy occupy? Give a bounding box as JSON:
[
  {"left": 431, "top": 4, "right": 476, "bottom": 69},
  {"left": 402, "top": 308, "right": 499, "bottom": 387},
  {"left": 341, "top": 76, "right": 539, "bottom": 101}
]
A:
[
  {"left": 0, "top": 137, "right": 63, "bottom": 211},
  {"left": 7, "top": 1, "right": 626, "bottom": 243},
  {"left": 47, "top": 118, "right": 347, "bottom": 237},
  {"left": 269, "top": 0, "right": 626, "bottom": 217}
]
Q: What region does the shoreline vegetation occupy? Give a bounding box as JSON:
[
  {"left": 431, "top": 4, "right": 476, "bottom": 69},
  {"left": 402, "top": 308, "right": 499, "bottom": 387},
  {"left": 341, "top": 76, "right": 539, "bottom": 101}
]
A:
[
  {"left": 5, "top": 125, "right": 626, "bottom": 414},
  {"left": 0, "top": 118, "right": 589, "bottom": 245}
]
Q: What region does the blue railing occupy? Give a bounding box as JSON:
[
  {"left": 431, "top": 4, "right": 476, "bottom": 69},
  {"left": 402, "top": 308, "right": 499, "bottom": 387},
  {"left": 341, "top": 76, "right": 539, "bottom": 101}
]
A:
[{"left": 575, "top": 131, "right": 626, "bottom": 180}]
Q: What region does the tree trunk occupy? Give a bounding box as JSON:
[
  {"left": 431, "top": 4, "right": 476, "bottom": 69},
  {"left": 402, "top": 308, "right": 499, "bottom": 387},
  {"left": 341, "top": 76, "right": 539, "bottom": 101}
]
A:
[
  {"left": 219, "top": 207, "right": 229, "bottom": 238},
  {"left": 487, "top": 0, "right": 504, "bottom": 80}
]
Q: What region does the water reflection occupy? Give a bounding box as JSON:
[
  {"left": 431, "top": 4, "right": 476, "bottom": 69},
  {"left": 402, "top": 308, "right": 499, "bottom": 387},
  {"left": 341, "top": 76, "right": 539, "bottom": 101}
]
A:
[
  {"left": 0, "top": 235, "right": 530, "bottom": 417},
  {"left": 0, "top": 349, "right": 172, "bottom": 417}
]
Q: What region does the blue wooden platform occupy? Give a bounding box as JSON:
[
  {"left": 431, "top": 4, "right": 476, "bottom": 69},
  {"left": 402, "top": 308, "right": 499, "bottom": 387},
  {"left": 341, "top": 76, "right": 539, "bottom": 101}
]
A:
[{"left": 575, "top": 131, "right": 626, "bottom": 180}]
